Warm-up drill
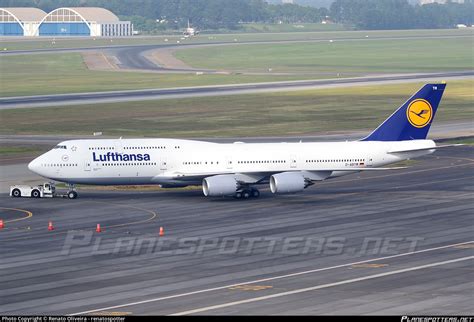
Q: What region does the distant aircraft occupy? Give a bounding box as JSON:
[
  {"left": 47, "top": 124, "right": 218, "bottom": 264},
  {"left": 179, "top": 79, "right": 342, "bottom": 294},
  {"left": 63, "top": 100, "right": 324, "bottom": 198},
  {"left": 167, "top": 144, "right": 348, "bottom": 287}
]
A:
[
  {"left": 27, "top": 83, "right": 459, "bottom": 199},
  {"left": 183, "top": 20, "right": 198, "bottom": 36}
]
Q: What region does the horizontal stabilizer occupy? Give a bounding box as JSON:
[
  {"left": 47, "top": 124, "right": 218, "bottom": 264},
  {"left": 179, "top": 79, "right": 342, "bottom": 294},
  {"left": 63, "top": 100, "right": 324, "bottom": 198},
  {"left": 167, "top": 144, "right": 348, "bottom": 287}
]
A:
[{"left": 388, "top": 144, "right": 463, "bottom": 154}]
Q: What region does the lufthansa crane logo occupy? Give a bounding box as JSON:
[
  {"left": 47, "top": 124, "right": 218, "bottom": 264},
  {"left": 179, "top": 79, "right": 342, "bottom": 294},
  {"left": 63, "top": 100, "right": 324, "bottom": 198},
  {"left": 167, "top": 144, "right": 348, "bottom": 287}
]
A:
[{"left": 406, "top": 99, "right": 433, "bottom": 128}]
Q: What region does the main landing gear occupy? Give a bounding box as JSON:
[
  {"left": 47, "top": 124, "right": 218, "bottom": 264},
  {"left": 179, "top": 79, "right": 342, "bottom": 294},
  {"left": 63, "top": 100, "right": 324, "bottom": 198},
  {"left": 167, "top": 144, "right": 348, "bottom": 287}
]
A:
[{"left": 235, "top": 188, "right": 260, "bottom": 199}]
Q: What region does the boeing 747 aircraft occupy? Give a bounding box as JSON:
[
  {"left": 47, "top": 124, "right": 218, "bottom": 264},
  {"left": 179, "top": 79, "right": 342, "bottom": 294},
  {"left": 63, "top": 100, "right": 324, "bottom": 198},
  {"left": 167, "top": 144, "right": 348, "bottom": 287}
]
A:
[{"left": 26, "top": 83, "right": 457, "bottom": 199}]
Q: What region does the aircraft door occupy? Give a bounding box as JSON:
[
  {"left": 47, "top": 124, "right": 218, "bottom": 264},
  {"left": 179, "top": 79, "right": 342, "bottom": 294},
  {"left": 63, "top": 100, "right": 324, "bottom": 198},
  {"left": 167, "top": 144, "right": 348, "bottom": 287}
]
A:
[
  {"left": 226, "top": 156, "right": 233, "bottom": 170},
  {"left": 160, "top": 158, "right": 167, "bottom": 171},
  {"left": 290, "top": 154, "right": 297, "bottom": 168},
  {"left": 114, "top": 139, "right": 123, "bottom": 154},
  {"left": 93, "top": 160, "right": 102, "bottom": 171},
  {"left": 84, "top": 160, "right": 91, "bottom": 171},
  {"left": 113, "top": 140, "right": 124, "bottom": 177},
  {"left": 366, "top": 155, "right": 374, "bottom": 167}
]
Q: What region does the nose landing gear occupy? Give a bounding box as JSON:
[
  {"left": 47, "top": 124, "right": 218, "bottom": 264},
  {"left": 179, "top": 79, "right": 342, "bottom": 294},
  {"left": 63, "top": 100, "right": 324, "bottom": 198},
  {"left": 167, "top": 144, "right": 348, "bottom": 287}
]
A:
[
  {"left": 66, "top": 183, "right": 78, "bottom": 199},
  {"left": 67, "top": 190, "right": 78, "bottom": 199}
]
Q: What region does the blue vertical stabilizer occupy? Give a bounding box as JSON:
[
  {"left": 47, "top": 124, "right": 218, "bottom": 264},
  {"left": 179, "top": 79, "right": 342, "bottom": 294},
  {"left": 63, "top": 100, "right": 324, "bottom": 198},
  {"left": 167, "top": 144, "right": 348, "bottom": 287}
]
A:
[{"left": 361, "top": 83, "right": 446, "bottom": 141}]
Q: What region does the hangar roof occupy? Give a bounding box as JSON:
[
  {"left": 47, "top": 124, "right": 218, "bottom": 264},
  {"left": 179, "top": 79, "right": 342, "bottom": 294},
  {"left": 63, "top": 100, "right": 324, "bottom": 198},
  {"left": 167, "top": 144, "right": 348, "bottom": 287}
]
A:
[
  {"left": 0, "top": 8, "right": 47, "bottom": 22},
  {"left": 43, "top": 7, "right": 119, "bottom": 23}
]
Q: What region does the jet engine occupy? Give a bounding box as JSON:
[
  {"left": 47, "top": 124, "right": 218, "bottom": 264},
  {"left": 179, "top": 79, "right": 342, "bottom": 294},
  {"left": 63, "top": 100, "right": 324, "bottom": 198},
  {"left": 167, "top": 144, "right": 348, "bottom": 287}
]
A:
[
  {"left": 270, "top": 172, "right": 308, "bottom": 194},
  {"left": 202, "top": 174, "right": 239, "bottom": 196}
]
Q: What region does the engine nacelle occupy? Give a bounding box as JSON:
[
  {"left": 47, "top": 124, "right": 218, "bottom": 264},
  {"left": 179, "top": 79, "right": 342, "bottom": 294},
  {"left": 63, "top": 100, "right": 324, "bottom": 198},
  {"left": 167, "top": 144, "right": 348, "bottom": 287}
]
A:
[
  {"left": 202, "top": 174, "right": 238, "bottom": 197},
  {"left": 270, "top": 172, "right": 306, "bottom": 194}
]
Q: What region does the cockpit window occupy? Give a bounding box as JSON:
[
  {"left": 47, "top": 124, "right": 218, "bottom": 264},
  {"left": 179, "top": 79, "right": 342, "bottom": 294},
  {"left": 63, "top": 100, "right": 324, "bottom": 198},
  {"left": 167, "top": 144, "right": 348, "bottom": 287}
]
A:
[{"left": 53, "top": 145, "right": 67, "bottom": 149}]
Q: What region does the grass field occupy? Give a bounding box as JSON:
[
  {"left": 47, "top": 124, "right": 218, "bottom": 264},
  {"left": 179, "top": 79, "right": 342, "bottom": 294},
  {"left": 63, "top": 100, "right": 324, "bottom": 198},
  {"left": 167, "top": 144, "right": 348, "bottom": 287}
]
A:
[
  {"left": 1, "top": 30, "right": 472, "bottom": 97},
  {"left": 239, "top": 23, "right": 346, "bottom": 33},
  {"left": 0, "top": 53, "right": 319, "bottom": 97},
  {"left": 0, "top": 146, "right": 44, "bottom": 154},
  {"left": 175, "top": 37, "right": 474, "bottom": 73},
  {"left": 0, "top": 29, "right": 470, "bottom": 51},
  {"left": 1, "top": 80, "right": 472, "bottom": 138}
]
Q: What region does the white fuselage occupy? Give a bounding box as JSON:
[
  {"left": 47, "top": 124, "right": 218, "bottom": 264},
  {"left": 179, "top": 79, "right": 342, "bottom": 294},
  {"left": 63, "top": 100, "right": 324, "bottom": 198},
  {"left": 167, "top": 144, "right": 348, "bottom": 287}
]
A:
[
  {"left": 28, "top": 138, "right": 435, "bottom": 187},
  {"left": 184, "top": 27, "right": 196, "bottom": 36}
]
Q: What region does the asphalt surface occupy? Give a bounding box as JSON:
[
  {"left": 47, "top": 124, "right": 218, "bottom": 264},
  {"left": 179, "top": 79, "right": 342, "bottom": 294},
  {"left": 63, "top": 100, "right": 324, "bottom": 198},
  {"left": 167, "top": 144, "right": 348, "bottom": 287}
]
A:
[
  {"left": 1, "top": 71, "right": 473, "bottom": 109},
  {"left": 0, "top": 146, "right": 472, "bottom": 315},
  {"left": 0, "top": 44, "right": 165, "bottom": 56}
]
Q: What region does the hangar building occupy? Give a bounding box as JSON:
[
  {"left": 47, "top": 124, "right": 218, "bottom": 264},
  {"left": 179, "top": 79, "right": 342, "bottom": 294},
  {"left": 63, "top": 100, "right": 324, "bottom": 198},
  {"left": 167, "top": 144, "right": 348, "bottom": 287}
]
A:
[
  {"left": 0, "top": 7, "right": 132, "bottom": 36},
  {"left": 0, "top": 7, "right": 46, "bottom": 36}
]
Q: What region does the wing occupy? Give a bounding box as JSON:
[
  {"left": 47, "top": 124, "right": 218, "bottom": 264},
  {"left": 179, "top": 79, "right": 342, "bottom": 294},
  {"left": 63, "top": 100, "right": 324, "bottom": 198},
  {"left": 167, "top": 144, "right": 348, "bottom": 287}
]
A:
[{"left": 164, "top": 167, "right": 406, "bottom": 184}]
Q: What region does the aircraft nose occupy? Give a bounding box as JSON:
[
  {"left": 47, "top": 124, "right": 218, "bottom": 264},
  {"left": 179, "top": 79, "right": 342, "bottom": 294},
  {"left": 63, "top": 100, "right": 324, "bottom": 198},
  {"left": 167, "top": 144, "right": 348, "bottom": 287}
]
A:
[{"left": 28, "top": 157, "right": 40, "bottom": 173}]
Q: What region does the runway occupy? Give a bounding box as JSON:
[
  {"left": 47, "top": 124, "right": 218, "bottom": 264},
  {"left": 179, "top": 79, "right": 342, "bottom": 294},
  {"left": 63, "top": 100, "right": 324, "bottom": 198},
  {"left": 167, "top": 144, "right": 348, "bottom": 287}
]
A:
[
  {"left": 0, "top": 146, "right": 472, "bottom": 315},
  {"left": 1, "top": 71, "right": 473, "bottom": 109}
]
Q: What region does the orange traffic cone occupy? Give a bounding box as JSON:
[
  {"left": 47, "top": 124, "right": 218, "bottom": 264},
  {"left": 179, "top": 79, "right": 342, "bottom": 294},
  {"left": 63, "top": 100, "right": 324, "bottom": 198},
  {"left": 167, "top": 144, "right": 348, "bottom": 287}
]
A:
[
  {"left": 48, "top": 221, "right": 55, "bottom": 231},
  {"left": 159, "top": 226, "right": 164, "bottom": 237},
  {"left": 0, "top": 219, "right": 4, "bottom": 230},
  {"left": 96, "top": 224, "right": 102, "bottom": 233}
]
